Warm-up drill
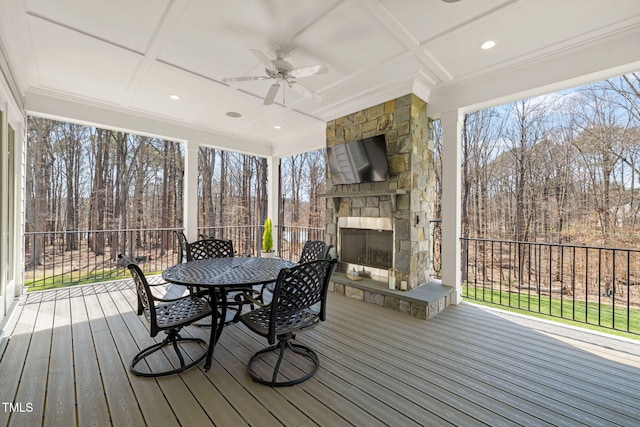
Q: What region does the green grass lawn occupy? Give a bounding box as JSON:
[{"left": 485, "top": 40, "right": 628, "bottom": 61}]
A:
[
  {"left": 464, "top": 284, "right": 640, "bottom": 340},
  {"left": 24, "top": 268, "right": 131, "bottom": 291},
  {"left": 24, "top": 267, "right": 163, "bottom": 292}
]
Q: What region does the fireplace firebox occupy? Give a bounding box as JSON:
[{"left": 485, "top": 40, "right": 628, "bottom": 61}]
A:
[
  {"left": 340, "top": 229, "right": 392, "bottom": 269},
  {"left": 337, "top": 217, "right": 393, "bottom": 280}
]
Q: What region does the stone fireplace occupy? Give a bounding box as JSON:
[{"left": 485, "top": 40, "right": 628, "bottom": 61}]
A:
[{"left": 324, "top": 93, "right": 435, "bottom": 290}]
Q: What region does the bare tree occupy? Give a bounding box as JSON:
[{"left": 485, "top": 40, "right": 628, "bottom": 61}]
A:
[
  {"left": 88, "top": 128, "right": 110, "bottom": 255},
  {"left": 26, "top": 117, "right": 54, "bottom": 267},
  {"left": 199, "top": 147, "right": 217, "bottom": 228}
]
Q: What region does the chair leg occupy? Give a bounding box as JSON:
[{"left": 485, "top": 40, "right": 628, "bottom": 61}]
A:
[
  {"left": 246, "top": 339, "right": 320, "bottom": 387},
  {"left": 131, "top": 331, "right": 208, "bottom": 377}
]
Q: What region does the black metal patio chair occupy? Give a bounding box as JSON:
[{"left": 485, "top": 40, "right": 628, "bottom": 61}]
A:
[
  {"left": 238, "top": 258, "right": 337, "bottom": 386},
  {"left": 186, "top": 238, "right": 235, "bottom": 261},
  {"left": 260, "top": 240, "right": 332, "bottom": 300},
  {"left": 186, "top": 238, "right": 252, "bottom": 323},
  {"left": 175, "top": 230, "right": 188, "bottom": 264},
  {"left": 127, "top": 263, "right": 215, "bottom": 377}
]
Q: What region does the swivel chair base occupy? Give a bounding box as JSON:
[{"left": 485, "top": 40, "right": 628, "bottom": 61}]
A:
[
  {"left": 131, "top": 331, "right": 207, "bottom": 377},
  {"left": 247, "top": 335, "right": 319, "bottom": 387}
]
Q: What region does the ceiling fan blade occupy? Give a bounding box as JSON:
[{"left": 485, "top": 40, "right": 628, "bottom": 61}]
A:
[
  {"left": 263, "top": 83, "right": 280, "bottom": 105},
  {"left": 290, "top": 64, "right": 328, "bottom": 79},
  {"left": 289, "top": 81, "right": 321, "bottom": 101},
  {"left": 223, "top": 76, "right": 269, "bottom": 83},
  {"left": 250, "top": 49, "right": 277, "bottom": 72}
]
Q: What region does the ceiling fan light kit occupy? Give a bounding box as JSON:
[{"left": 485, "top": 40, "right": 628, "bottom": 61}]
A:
[{"left": 223, "top": 47, "right": 328, "bottom": 105}]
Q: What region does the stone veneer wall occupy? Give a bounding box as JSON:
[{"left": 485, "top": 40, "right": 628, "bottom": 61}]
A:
[{"left": 325, "top": 93, "right": 435, "bottom": 289}]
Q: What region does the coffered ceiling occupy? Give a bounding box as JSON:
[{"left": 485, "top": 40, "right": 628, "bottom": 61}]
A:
[{"left": 1, "top": 0, "right": 639, "bottom": 156}]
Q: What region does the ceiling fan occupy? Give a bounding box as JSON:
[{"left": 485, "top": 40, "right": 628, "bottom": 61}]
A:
[{"left": 223, "top": 47, "right": 328, "bottom": 105}]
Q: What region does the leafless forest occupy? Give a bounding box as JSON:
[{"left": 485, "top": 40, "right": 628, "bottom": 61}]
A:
[
  {"left": 432, "top": 72, "right": 640, "bottom": 308},
  {"left": 24, "top": 118, "right": 326, "bottom": 277}
]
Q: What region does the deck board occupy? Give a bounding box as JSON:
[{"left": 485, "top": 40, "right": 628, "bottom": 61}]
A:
[
  {"left": 1, "top": 280, "right": 639, "bottom": 427},
  {"left": 97, "top": 290, "right": 180, "bottom": 426},
  {"left": 44, "top": 294, "right": 75, "bottom": 427},
  {"left": 9, "top": 297, "right": 53, "bottom": 427},
  {"left": 70, "top": 290, "right": 111, "bottom": 427},
  {"left": 332, "top": 301, "right": 637, "bottom": 425},
  {"left": 213, "top": 342, "right": 315, "bottom": 426},
  {"left": 91, "top": 291, "right": 146, "bottom": 427},
  {"left": 0, "top": 295, "right": 36, "bottom": 427}
]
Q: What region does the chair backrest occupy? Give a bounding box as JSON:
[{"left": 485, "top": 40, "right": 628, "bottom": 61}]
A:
[
  {"left": 175, "top": 230, "right": 188, "bottom": 264},
  {"left": 269, "top": 259, "right": 337, "bottom": 339},
  {"left": 186, "top": 238, "right": 235, "bottom": 261},
  {"left": 298, "top": 240, "right": 332, "bottom": 264},
  {"left": 127, "top": 263, "right": 161, "bottom": 336}
]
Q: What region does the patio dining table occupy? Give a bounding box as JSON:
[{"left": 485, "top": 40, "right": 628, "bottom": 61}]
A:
[{"left": 162, "top": 256, "right": 295, "bottom": 370}]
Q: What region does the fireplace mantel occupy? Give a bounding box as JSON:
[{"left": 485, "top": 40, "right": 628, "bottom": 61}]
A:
[{"left": 320, "top": 189, "right": 406, "bottom": 212}]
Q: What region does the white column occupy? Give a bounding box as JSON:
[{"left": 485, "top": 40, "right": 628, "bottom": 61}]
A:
[
  {"left": 440, "top": 110, "right": 463, "bottom": 304},
  {"left": 0, "top": 102, "right": 7, "bottom": 316},
  {"left": 183, "top": 141, "right": 199, "bottom": 241},
  {"left": 12, "top": 120, "right": 25, "bottom": 297},
  {"left": 267, "top": 156, "right": 280, "bottom": 254}
]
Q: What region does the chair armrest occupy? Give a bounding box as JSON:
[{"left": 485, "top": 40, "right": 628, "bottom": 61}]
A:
[
  {"left": 235, "top": 290, "right": 269, "bottom": 308},
  {"left": 153, "top": 296, "right": 184, "bottom": 303}
]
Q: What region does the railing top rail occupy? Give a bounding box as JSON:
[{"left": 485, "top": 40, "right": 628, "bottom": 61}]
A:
[
  {"left": 461, "top": 236, "right": 640, "bottom": 253},
  {"left": 25, "top": 227, "right": 183, "bottom": 235},
  {"left": 280, "top": 225, "right": 324, "bottom": 230},
  {"left": 201, "top": 224, "right": 323, "bottom": 229},
  {"left": 198, "top": 225, "right": 261, "bottom": 229}
]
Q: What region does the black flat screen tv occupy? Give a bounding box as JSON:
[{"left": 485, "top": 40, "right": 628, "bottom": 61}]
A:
[{"left": 326, "top": 134, "right": 390, "bottom": 185}]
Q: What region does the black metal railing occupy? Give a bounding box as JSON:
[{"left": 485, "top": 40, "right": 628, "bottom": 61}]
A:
[
  {"left": 197, "top": 224, "right": 325, "bottom": 262},
  {"left": 24, "top": 228, "right": 182, "bottom": 291},
  {"left": 25, "top": 225, "right": 327, "bottom": 291},
  {"left": 461, "top": 237, "right": 640, "bottom": 335},
  {"left": 198, "top": 225, "right": 263, "bottom": 257},
  {"left": 430, "top": 220, "right": 442, "bottom": 278},
  {"left": 277, "top": 225, "right": 326, "bottom": 262}
]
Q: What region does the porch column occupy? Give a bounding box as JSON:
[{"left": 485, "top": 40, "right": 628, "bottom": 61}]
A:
[
  {"left": 0, "top": 101, "right": 8, "bottom": 315},
  {"left": 267, "top": 155, "right": 280, "bottom": 254},
  {"left": 440, "top": 110, "right": 463, "bottom": 304},
  {"left": 183, "top": 141, "right": 199, "bottom": 241}
]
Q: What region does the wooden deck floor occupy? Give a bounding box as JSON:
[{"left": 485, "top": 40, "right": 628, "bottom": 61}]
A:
[{"left": 1, "top": 280, "right": 639, "bottom": 426}]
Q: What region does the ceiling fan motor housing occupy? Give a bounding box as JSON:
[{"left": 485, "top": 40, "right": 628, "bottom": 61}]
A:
[{"left": 268, "top": 59, "right": 294, "bottom": 79}]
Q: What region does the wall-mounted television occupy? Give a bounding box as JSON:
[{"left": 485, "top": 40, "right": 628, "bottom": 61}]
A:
[{"left": 326, "top": 134, "right": 390, "bottom": 185}]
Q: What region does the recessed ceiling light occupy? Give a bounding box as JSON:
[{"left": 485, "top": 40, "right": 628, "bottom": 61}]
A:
[
  {"left": 226, "top": 111, "right": 242, "bottom": 118},
  {"left": 480, "top": 40, "right": 496, "bottom": 50},
  {"left": 274, "top": 125, "right": 282, "bottom": 129},
  {"left": 169, "top": 94, "right": 180, "bottom": 100},
  {"left": 442, "top": 0, "right": 460, "bottom": 3}
]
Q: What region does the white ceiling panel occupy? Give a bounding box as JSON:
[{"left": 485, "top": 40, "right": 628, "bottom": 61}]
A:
[
  {"left": 27, "top": 15, "right": 143, "bottom": 104},
  {"left": 242, "top": 107, "right": 323, "bottom": 137},
  {"left": 378, "top": 0, "right": 510, "bottom": 44},
  {"left": 128, "top": 62, "right": 226, "bottom": 121},
  {"left": 292, "top": 1, "right": 407, "bottom": 77},
  {"left": 25, "top": 0, "right": 170, "bottom": 53},
  {"left": 425, "top": 0, "right": 640, "bottom": 80}
]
